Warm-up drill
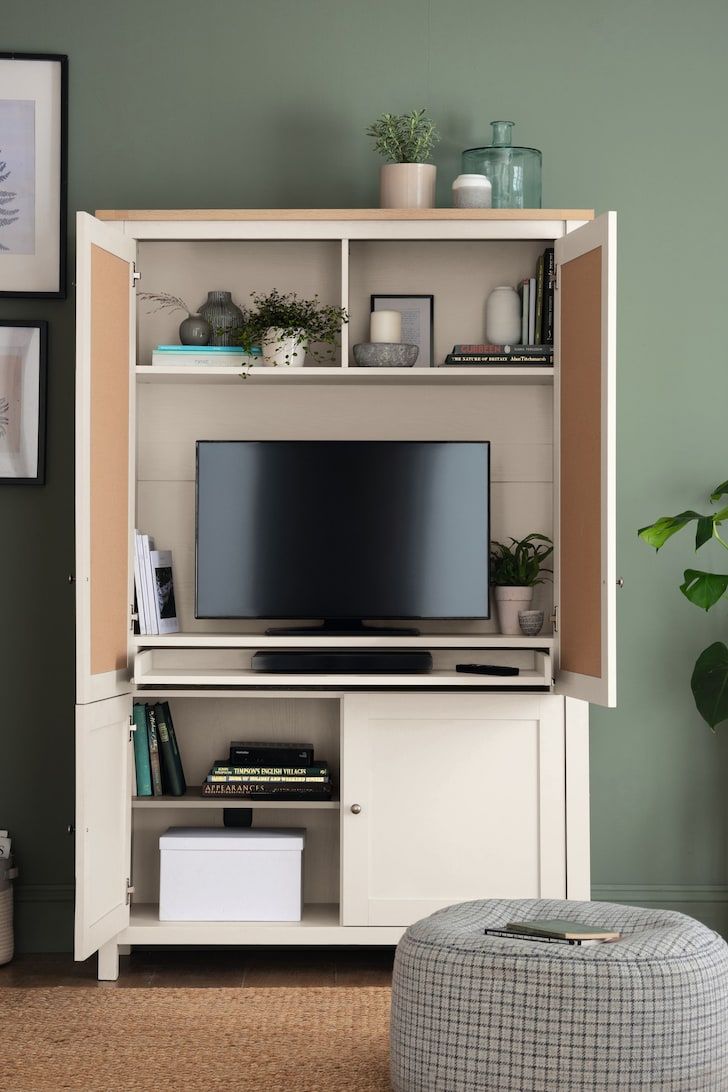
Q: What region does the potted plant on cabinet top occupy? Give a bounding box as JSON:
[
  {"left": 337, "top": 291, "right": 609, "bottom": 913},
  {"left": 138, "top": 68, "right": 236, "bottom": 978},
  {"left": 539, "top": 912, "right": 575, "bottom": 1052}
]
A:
[
  {"left": 366, "top": 108, "right": 440, "bottom": 209},
  {"left": 639, "top": 476, "right": 728, "bottom": 730},
  {"left": 490, "top": 534, "right": 553, "bottom": 635},
  {"left": 235, "top": 289, "right": 348, "bottom": 368}
]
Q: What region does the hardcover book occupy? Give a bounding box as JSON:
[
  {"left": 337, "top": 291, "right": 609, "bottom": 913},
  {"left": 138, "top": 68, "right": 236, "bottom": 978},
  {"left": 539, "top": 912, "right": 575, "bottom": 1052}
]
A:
[
  {"left": 145, "top": 705, "right": 164, "bottom": 797},
  {"left": 150, "top": 549, "right": 179, "bottom": 635},
  {"left": 505, "top": 919, "right": 621, "bottom": 941},
  {"left": 131, "top": 702, "right": 153, "bottom": 797},
  {"left": 155, "top": 702, "right": 185, "bottom": 796}
]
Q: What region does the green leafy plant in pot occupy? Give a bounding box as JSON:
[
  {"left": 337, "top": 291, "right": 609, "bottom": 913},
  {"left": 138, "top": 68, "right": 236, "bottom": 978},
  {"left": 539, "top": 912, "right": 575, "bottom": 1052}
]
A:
[
  {"left": 235, "top": 289, "right": 348, "bottom": 368},
  {"left": 639, "top": 477, "right": 728, "bottom": 730},
  {"left": 490, "top": 534, "right": 553, "bottom": 635},
  {"left": 366, "top": 108, "right": 440, "bottom": 210}
]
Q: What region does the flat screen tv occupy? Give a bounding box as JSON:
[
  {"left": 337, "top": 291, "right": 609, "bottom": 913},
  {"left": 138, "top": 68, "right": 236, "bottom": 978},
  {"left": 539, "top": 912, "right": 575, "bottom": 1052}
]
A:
[{"left": 195, "top": 440, "right": 490, "bottom": 633}]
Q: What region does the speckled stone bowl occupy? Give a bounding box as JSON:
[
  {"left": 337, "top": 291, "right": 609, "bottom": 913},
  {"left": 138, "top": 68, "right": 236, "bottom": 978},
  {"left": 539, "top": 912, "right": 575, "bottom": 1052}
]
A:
[{"left": 352, "top": 342, "right": 419, "bottom": 367}]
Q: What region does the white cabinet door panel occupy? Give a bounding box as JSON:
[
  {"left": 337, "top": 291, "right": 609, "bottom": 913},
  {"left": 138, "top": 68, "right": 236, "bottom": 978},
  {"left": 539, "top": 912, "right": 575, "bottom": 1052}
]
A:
[{"left": 341, "top": 693, "right": 565, "bottom": 927}]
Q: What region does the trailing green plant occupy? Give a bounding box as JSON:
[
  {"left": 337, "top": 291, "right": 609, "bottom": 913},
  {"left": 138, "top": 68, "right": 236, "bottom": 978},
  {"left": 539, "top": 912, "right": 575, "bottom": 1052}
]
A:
[
  {"left": 490, "top": 534, "right": 553, "bottom": 587},
  {"left": 234, "top": 289, "right": 348, "bottom": 365},
  {"left": 639, "top": 477, "right": 728, "bottom": 730},
  {"left": 366, "top": 108, "right": 440, "bottom": 164}
]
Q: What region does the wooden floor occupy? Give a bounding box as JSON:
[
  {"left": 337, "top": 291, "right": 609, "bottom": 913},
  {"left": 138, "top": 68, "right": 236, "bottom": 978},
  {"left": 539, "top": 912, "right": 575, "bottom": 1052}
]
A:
[{"left": 0, "top": 947, "right": 395, "bottom": 988}]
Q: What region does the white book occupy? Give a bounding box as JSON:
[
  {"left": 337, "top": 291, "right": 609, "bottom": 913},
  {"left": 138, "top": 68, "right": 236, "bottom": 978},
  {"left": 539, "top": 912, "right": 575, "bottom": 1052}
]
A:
[
  {"left": 528, "top": 277, "right": 537, "bottom": 344},
  {"left": 521, "top": 282, "right": 529, "bottom": 344},
  {"left": 133, "top": 531, "right": 149, "bottom": 634},
  {"left": 141, "top": 534, "right": 159, "bottom": 635},
  {"left": 151, "top": 349, "right": 256, "bottom": 368},
  {"left": 150, "top": 549, "right": 179, "bottom": 634}
]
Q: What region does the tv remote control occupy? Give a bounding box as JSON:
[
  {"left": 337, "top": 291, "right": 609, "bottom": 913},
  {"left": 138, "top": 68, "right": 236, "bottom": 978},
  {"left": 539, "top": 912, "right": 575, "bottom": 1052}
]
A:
[{"left": 456, "top": 663, "right": 520, "bottom": 677}]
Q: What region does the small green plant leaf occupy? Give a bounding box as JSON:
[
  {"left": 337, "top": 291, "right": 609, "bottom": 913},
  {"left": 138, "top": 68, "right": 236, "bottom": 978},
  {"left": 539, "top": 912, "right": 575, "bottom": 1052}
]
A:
[
  {"left": 710, "top": 479, "right": 728, "bottom": 503},
  {"left": 691, "top": 641, "right": 728, "bottom": 730},
  {"left": 637, "top": 511, "right": 703, "bottom": 549},
  {"left": 696, "top": 515, "right": 715, "bottom": 549},
  {"left": 680, "top": 569, "right": 728, "bottom": 610}
]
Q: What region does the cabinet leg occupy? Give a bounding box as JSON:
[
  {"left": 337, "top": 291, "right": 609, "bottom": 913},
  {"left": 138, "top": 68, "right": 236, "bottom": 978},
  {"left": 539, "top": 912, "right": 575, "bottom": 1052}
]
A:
[{"left": 98, "top": 940, "right": 120, "bottom": 981}]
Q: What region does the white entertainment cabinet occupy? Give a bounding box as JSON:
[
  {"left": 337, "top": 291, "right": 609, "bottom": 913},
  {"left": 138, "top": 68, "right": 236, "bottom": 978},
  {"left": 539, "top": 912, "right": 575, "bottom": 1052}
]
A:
[{"left": 74, "top": 208, "right": 616, "bottom": 980}]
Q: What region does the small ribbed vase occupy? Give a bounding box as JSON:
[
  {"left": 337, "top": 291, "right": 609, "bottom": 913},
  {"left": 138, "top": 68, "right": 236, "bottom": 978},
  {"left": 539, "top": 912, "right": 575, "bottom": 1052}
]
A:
[{"left": 198, "top": 291, "right": 244, "bottom": 347}]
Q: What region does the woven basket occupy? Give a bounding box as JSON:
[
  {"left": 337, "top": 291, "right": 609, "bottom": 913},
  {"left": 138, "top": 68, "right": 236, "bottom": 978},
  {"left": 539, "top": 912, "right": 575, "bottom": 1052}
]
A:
[{"left": 0, "top": 861, "right": 17, "bottom": 965}]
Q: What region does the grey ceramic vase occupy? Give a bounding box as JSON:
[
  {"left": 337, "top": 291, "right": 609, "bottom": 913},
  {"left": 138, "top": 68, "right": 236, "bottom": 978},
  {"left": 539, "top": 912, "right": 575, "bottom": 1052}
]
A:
[
  {"left": 178, "top": 312, "right": 211, "bottom": 345},
  {"left": 198, "top": 290, "right": 244, "bottom": 347}
]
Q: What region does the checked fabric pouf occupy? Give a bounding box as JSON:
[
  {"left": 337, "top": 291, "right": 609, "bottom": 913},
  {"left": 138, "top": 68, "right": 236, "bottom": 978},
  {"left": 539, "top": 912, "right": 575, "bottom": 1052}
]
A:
[{"left": 390, "top": 898, "right": 728, "bottom": 1091}]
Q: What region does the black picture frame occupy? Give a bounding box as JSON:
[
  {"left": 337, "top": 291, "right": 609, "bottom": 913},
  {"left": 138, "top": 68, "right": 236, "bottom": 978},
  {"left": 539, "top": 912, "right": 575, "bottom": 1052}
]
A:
[
  {"left": 0, "top": 53, "right": 68, "bottom": 299},
  {"left": 0, "top": 319, "right": 47, "bottom": 485},
  {"left": 370, "top": 294, "right": 435, "bottom": 367}
]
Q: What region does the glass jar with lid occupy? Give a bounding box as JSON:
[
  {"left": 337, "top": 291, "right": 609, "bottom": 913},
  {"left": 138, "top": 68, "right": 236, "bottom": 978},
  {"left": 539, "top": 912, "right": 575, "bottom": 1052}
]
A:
[{"left": 462, "top": 121, "right": 541, "bottom": 209}]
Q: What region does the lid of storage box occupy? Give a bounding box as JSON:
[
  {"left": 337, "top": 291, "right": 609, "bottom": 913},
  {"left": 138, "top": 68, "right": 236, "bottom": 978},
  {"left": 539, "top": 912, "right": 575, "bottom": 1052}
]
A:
[{"left": 160, "top": 827, "right": 305, "bottom": 851}]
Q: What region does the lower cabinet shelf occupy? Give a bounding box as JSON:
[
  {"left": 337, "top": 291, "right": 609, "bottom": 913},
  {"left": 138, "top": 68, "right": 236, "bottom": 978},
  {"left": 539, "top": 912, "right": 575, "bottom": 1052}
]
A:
[
  {"left": 132, "top": 790, "right": 340, "bottom": 810},
  {"left": 121, "top": 903, "right": 405, "bottom": 946}
]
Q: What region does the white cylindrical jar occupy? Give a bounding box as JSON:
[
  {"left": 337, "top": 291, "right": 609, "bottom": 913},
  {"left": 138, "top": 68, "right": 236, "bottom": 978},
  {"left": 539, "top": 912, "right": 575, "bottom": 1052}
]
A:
[
  {"left": 370, "top": 310, "right": 402, "bottom": 343},
  {"left": 485, "top": 286, "right": 521, "bottom": 345},
  {"left": 452, "top": 173, "right": 492, "bottom": 209}
]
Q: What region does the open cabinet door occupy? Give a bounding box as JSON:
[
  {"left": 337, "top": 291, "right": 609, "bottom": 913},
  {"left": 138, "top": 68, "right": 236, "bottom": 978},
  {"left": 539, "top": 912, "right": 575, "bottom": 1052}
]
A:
[
  {"left": 75, "top": 694, "right": 132, "bottom": 960},
  {"left": 75, "top": 212, "right": 136, "bottom": 705},
  {"left": 554, "top": 212, "right": 616, "bottom": 707}
]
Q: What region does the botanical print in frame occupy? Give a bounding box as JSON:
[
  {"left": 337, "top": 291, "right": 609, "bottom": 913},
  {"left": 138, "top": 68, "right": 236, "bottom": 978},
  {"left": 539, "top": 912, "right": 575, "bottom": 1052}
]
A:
[
  {"left": 0, "top": 321, "right": 47, "bottom": 484},
  {"left": 0, "top": 54, "right": 67, "bottom": 298},
  {"left": 371, "top": 294, "right": 434, "bottom": 367}
]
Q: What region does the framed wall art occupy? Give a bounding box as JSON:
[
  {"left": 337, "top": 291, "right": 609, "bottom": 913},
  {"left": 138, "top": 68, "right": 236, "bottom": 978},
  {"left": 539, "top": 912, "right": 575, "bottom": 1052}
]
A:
[
  {"left": 0, "top": 320, "right": 47, "bottom": 484},
  {"left": 371, "top": 294, "right": 434, "bottom": 367},
  {"left": 0, "top": 53, "right": 68, "bottom": 298}
]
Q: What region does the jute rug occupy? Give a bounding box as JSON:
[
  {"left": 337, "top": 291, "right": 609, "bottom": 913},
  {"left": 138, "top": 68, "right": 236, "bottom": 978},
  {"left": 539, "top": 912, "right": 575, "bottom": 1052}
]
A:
[{"left": 0, "top": 987, "right": 392, "bottom": 1091}]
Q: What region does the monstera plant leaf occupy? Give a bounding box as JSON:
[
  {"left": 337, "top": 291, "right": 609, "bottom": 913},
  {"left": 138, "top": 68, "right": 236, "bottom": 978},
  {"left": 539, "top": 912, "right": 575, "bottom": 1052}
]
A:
[
  {"left": 691, "top": 642, "right": 728, "bottom": 730},
  {"left": 639, "top": 506, "right": 728, "bottom": 552},
  {"left": 680, "top": 569, "right": 728, "bottom": 610}
]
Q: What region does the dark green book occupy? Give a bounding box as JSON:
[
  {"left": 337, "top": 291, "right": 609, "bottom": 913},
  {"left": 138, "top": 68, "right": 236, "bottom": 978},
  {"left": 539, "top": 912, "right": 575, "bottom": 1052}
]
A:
[
  {"left": 145, "top": 704, "right": 164, "bottom": 797},
  {"left": 131, "top": 703, "right": 152, "bottom": 797},
  {"left": 154, "top": 702, "right": 185, "bottom": 796},
  {"left": 534, "top": 251, "right": 545, "bottom": 345},
  {"left": 163, "top": 701, "right": 186, "bottom": 792}
]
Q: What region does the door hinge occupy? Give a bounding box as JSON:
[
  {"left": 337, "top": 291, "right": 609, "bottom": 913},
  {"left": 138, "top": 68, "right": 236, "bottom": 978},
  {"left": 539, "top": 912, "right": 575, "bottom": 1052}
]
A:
[
  {"left": 130, "top": 603, "right": 138, "bottom": 633},
  {"left": 550, "top": 268, "right": 559, "bottom": 291},
  {"left": 550, "top": 605, "right": 558, "bottom": 633},
  {"left": 129, "top": 715, "right": 137, "bottom": 742},
  {"left": 131, "top": 265, "right": 141, "bottom": 287},
  {"left": 126, "top": 878, "right": 135, "bottom": 905}
]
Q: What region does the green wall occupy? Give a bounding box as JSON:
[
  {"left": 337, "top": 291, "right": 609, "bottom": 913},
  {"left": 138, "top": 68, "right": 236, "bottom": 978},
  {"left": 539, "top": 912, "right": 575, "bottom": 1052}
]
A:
[{"left": 3, "top": 0, "right": 728, "bottom": 951}]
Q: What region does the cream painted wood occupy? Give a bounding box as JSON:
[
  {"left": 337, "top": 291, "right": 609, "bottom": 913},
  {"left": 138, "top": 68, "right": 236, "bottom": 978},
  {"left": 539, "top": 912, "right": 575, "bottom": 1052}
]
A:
[
  {"left": 98, "top": 939, "right": 120, "bottom": 981},
  {"left": 74, "top": 695, "right": 132, "bottom": 961},
  {"left": 565, "top": 697, "right": 591, "bottom": 899},
  {"left": 554, "top": 212, "right": 617, "bottom": 707},
  {"left": 132, "top": 793, "right": 341, "bottom": 809},
  {"left": 97, "top": 208, "right": 595, "bottom": 222},
  {"left": 75, "top": 212, "right": 137, "bottom": 704},
  {"left": 341, "top": 693, "right": 565, "bottom": 927},
  {"left": 121, "top": 902, "right": 406, "bottom": 946},
  {"left": 136, "top": 365, "right": 554, "bottom": 385},
  {"left": 340, "top": 238, "right": 350, "bottom": 366},
  {"left": 132, "top": 634, "right": 555, "bottom": 649}
]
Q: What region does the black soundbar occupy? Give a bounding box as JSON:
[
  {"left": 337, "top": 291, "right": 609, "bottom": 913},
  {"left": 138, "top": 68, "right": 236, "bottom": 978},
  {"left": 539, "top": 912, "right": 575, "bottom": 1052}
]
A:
[{"left": 251, "top": 650, "right": 433, "bottom": 674}]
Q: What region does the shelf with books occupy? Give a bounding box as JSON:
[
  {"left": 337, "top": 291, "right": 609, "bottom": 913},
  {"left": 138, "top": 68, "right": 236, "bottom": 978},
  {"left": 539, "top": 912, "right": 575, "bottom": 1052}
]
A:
[
  {"left": 135, "top": 364, "right": 554, "bottom": 385},
  {"left": 132, "top": 789, "right": 340, "bottom": 809}
]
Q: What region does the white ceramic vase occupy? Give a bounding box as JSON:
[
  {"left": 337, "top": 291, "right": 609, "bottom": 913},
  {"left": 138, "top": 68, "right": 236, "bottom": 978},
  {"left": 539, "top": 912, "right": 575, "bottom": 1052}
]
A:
[
  {"left": 261, "top": 327, "right": 307, "bottom": 368},
  {"left": 380, "top": 164, "right": 436, "bottom": 209},
  {"left": 495, "top": 586, "right": 534, "bottom": 635},
  {"left": 485, "top": 286, "right": 521, "bottom": 345}
]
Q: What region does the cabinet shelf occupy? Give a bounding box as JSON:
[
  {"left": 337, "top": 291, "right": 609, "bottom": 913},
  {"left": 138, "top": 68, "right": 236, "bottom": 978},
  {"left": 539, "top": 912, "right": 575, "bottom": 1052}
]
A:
[
  {"left": 133, "top": 666, "right": 550, "bottom": 689},
  {"left": 121, "top": 902, "right": 405, "bottom": 946},
  {"left": 136, "top": 365, "right": 554, "bottom": 386},
  {"left": 133, "top": 789, "right": 340, "bottom": 810},
  {"left": 133, "top": 632, "right": 555, "bottom": 650}
]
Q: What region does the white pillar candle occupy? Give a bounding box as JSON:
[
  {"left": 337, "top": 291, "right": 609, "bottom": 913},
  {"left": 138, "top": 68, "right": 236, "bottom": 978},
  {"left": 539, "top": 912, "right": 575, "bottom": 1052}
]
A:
[{"left": 370, "top": 309, "right": 402, "bottom": 343}]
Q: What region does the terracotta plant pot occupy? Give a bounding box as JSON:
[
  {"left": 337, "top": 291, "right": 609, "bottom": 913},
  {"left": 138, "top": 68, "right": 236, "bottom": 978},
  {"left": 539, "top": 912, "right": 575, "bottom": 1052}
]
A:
[{"left": 380, "top": 164, "right": 436, "bottom": 209}]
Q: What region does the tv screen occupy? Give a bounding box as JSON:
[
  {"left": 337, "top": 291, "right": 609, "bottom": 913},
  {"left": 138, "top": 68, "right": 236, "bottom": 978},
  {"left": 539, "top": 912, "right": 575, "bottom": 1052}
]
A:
[{"left": 195, "top": 440, "right": 490, "bottom": 621}]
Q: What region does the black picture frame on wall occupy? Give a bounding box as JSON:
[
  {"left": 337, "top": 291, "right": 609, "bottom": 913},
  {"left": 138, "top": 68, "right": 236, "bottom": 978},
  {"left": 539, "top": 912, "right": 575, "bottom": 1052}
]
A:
[
  {"left": 0, "top": 53, "right": 68, "bottom": 299},
  {"left": 371, "top": 294, "right": 434, "bottom": 367},
  {"left": 0, "top": 320, "right": 47, "bottom": 485}
]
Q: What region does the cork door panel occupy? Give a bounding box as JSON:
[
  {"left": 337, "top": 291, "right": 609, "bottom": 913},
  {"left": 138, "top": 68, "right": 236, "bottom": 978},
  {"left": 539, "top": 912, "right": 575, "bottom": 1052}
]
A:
[
  {"left": 89, "top": 244, "right": 130, "bottom": 677},
  {"left": 559, "top": 246, "right": 602, "bottom": 679}
]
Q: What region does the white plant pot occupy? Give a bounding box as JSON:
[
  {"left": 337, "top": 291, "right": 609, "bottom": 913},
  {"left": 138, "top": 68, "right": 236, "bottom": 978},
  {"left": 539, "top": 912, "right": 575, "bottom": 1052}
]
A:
[
  {"left": 485, "top": 286, "right": 522, "bottom": 346},
  {"left": 494, "top": 586, "right": 534, "bottom": 635},
  {"left": 380, "top": 163, "right": 436, "bottom": 209},
  {"left": 261, "top": 327, "right": 307, "bottom": 368}
]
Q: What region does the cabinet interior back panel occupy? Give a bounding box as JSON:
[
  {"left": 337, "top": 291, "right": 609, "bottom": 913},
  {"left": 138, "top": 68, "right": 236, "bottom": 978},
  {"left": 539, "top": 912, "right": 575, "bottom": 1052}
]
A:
[
  {"left": 137, "top": 241, "right": 342, "bottom": 366},
  {"left": 348, "top": 240, "right": 547, "bottom": 365},
  {"left": 136, "top": 385, "right": 554, "bottom": 630}
]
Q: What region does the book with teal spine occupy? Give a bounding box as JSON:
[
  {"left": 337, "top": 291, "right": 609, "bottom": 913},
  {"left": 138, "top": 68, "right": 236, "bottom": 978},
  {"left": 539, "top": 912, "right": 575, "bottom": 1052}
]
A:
[
  {"left": 132, "top": 703, "right": 152, "bottom": 796},
  {"left": 145, "top": 705, "right": 164, "bottom": 796}
]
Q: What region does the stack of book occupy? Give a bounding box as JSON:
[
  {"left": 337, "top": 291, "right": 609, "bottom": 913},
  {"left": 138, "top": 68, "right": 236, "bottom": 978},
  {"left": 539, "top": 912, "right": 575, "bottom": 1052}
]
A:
[
  {"left": 133, "top": 530, "right": 179, "bottom": 635},
  {"left": 201, "top": 740, "right": 334, "bottom": 801},
  {"left": 443, "top": 343, "right": 553, "bottom": 366},
  {"left": 132, "top": 702, "right": 187, "bottom": 797},
  {"left": 150, "top": 345, "right": 261, "bottom": 368},
  {"left": 484, "top": 918, "right": 622, "bottom": 946}
]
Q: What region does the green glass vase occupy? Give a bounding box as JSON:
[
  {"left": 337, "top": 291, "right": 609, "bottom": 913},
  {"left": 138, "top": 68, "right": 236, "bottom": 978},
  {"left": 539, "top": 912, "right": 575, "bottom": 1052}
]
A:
[{"left": 462, "top": 121, "right": 542, "bottom": 209}]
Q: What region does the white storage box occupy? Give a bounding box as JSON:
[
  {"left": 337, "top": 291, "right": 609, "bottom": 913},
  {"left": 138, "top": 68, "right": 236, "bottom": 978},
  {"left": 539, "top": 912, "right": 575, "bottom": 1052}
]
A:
[{"left": 159, "top": 827, "right": 305, "bottom": 922}]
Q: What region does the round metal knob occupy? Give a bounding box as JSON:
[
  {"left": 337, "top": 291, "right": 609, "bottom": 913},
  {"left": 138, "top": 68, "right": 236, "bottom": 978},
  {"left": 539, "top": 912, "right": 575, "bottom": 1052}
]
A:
[
  {"left": 616, "top": 577, "right": 625, "bottom": 588},
  {"left": 350, "top": 804, "right": 362, "bottom": 815}
]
